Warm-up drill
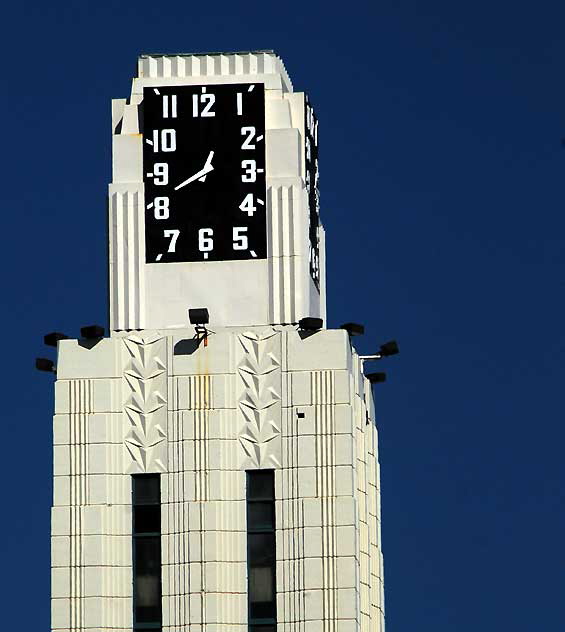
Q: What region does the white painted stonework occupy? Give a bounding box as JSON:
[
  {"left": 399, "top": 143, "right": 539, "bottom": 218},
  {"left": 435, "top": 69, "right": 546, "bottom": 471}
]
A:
[
  {"left": 109, "top": 51, "right": 326, "bottom": 330},
  {"left": 51, "top": 52, "right": 385, "bottom": 632},
  {"left": 52, "top": 328, "right": 384, "bottom": 631}
]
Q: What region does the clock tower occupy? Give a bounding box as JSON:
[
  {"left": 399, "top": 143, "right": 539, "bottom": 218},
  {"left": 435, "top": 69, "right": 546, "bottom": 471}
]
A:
[
  {"left": 49, "top": 51, "right": 385, "bottom": 632},
  {"left": 110, "top": 51, "right": 324, "bottom": 330}
]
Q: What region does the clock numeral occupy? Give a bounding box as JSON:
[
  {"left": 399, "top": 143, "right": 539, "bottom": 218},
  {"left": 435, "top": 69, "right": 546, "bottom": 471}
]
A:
[
  {"left": 236, "top": 85, "right": 256, "bottom": 115},
  {"left": 241, "top": 126, "right": 256, "bottom": 149},
  {"left": 310, "top": 243, "right": 320, "bottom": 282},
  {"left": 242, "top": 159, "right": 259, "bottom": 182},
  {"left": 150, "top": 129, "right": 176, "bottom": 153},
  {"left": 153, "top": 197, "right": 169, "bottom": 219},
  {"left": 306, "top": 104, "right": 318, "bottom": 142},
  {"left": 239, "top": 193, "right": 258, "bottom": 217},
  {"left": 164, "top": 229, "right": 180, "bottom": 252},
  {"left": 233, "top": 226, "right": 248, "bottom": 251},
  {"left": 162, "top": 94, "right": 177, "bottom": 118},
  {"left": 199, "top": 228, "right": 214, "bottom": 258},
  {"left": 150, "top": 163, "right": 168, "bottom": 185},
  {"left": 192, "top": 93, "right": 216, "bottom": 117}
]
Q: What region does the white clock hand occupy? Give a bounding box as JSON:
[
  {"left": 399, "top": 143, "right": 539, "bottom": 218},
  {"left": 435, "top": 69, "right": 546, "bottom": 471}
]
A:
[
  {"left": 174, "top": 151, "right": 215, "bottom": 191},
  {"left": 203, "top": 150, "right": 214, "bottom": 171},
  {"left": 197, "top": 151, "right": 215, "bottom": 182},
  {"left": 174, "top": 167, "right": 211, "bottom": 190}
]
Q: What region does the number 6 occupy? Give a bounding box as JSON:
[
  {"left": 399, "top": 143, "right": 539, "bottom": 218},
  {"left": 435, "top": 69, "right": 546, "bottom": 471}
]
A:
[{"left": 199, "top": 228, "right": 214, "bottom": 252}]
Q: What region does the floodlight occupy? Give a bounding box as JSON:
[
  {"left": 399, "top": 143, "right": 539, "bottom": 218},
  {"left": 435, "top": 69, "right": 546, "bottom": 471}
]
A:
[
  {"left": 188, "top": 308, "right": 210, "bottom": 325},
  {"left": 44, "top": 332, "right": 69, "bottom": 347},
  {"left": 80, "top": 325, "right": 105, "bottom": 339},
  {"left": 379, "top": 340, "right": 399, "bottom": 357},
  {"left": 366, "top": 372, "right": 386, "bottom": 384},
  {"left": 188, "top": 308, "right": 210, "bottom": 345},
  {"left": 360, "top": 339, "right": 400, "bottom": 362},
  {"left": 340, "top": 322, "right": 365, "bottom": 336},
  {"left": 298, "top": 317, "right": 323, "bottom": 331},
  {"left": 36, "top": 357, "right": 55, "bottom": 373}
]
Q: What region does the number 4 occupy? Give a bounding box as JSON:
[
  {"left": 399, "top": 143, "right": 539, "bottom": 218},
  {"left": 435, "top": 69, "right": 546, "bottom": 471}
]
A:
[{"left": 239, "top": 193, "right": 256, "bottom": 216}]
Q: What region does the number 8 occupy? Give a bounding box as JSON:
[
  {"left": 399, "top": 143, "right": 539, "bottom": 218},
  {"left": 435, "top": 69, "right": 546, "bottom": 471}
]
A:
[{"left": 154, "top": 197, "right": 169, "bottom": 219}]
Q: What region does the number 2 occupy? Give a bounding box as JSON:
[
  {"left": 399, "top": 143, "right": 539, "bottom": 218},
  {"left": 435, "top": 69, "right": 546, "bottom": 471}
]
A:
[{"left": 241, "top": 126, "right": 256, "bottom": 149}]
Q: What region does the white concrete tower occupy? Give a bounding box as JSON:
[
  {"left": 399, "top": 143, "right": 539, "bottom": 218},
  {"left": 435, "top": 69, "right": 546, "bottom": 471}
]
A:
[{"left": 50, "top": 51, "right": 385, "bottom": 632}]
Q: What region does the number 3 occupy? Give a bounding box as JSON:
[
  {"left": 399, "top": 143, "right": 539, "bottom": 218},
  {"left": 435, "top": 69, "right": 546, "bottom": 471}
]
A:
[{"left": 241, "top": 160, "right": 257, "bottom": 182}]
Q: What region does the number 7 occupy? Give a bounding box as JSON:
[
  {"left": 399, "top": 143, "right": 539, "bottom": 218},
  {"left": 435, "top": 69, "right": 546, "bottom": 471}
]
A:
[{"left": 164, "top": 229, "right": 180, "bottom": 252}]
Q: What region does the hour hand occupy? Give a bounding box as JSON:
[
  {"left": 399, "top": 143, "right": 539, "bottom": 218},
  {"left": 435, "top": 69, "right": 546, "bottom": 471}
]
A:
[
  {"left": 197, "top": 151, "right": 214, "bottom": 182},
  {"left": 174, "top": 151, "right": 214, "bottom": 191}
]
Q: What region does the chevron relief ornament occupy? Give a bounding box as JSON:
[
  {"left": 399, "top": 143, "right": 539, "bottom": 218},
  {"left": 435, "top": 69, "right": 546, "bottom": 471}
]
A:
[
  {"left": 237, "top": 329, "right": 282, "bottom": 468},
  {"left": 123, "top": 334, "right": 168, "bottom": 472}
]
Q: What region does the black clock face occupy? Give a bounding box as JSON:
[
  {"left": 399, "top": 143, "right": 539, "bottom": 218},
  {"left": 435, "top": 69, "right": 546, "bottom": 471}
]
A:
[
  {"left": 142, "top": 83, "right": 266, "bottom": 263},
  {"left": 305, "top": 95, "right": 320, "bottom": 291}
]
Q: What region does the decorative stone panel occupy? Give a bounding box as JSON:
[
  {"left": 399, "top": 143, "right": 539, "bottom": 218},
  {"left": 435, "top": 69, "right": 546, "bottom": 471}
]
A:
[
  {"left": 122, "top": 333, "right": 168, "bottom": 472},
  {"left": 237, "top": 329, "right": 282, "bottom": 468}
]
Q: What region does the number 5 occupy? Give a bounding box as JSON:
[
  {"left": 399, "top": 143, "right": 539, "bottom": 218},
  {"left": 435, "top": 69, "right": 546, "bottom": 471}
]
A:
[{"left": 233, "top": 226, "right": 248, "bottom": 250}]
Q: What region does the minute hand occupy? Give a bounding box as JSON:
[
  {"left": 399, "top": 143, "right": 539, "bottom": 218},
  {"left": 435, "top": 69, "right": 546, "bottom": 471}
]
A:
[{"left": 174, "top": 151, "right": 214, "bottom": 191}]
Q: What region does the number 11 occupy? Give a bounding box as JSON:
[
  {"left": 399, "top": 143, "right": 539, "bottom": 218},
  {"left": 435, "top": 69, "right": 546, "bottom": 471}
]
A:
[{"left": 162, "top": 95, "right": 177, "bottom": 118}]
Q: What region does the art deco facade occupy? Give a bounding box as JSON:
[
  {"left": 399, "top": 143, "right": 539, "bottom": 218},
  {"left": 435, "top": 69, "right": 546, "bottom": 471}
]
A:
[{"left": 49, "top": 51, "right": 385, "bottom": 632}]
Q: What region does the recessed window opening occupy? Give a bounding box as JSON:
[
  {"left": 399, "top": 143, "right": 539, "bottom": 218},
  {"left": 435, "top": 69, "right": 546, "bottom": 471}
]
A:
[
  {"left": 247, "top": 470, "right": 277, "bottom": 632},
  {"left": 132, "top": 474, "right": 162, "bottom": 632}
]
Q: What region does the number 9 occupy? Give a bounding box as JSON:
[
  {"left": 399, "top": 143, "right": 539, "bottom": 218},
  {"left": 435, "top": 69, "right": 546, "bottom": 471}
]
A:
[{"left": 154, "top": 163, "right": 168, "bottom": 185}]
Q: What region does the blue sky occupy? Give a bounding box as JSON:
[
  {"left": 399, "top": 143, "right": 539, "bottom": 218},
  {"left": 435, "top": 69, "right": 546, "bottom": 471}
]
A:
[{"left": 4, "top": 1, "right": 564, "bottom": 629}]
